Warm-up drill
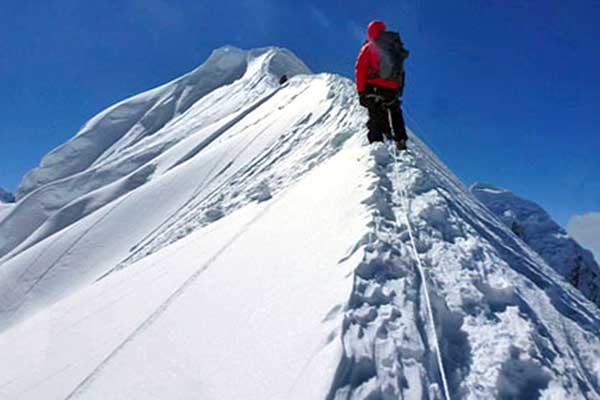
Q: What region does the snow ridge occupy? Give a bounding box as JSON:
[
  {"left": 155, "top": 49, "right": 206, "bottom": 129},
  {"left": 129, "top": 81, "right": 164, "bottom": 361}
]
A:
[
  {"left": 108, "top": 73, "right": 360, "bottom": 273},
  {"left": 326, "top": 145, "right": 451, "bottom": 399},
  {"left": 1, "top": 46, "right": 600, "bottom": 400},
  {"left": 0, "top": 63, "right": 362, "bottom": 332},
  {"left": 471, "top": 182, "right": 600, "bottom": 309},
  {"left": 328, "top": 137, "right": 600, "bottom": 399},
  {"left": 0, "top": 47, "right": 310, "bottom": 261},
  {"left": 397, "top": 146, "right": 452, "bottom": 400}
]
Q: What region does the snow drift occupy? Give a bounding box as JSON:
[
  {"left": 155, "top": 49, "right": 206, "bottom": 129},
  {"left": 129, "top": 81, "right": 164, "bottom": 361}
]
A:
[{"left": 1, "top": 46, "right": 599, "bottom": 400}]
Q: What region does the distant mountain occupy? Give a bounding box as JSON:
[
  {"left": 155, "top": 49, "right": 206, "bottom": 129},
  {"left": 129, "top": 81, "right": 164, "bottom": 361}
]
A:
[
  {"left": 0, "top": 187, "right": 15, "bottom": 203},
  {"left": 471, "top": 182, "right": 600, "bottom": 308}
]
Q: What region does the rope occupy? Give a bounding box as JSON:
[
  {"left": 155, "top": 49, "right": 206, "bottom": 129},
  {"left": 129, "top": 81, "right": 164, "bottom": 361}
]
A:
[{"left": 388, "top": 109, "right": 451, "bottom": 400}]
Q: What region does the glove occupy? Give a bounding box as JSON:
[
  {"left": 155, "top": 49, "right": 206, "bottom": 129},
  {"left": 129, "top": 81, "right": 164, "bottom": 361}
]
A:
[{"left": 359, "top": 92, "right": 368, "bottom": 107}]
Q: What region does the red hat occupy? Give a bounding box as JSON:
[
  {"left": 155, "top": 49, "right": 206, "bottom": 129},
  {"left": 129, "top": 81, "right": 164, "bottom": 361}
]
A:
[{"left": 367, "top": 21, "right": 386, "bottom": 41}]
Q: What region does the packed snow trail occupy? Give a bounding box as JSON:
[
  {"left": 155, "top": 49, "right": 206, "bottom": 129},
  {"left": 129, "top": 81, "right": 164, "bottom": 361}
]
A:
[
  {"left": 326, "top": 142, "right": 457, "bottom": 399},
  {"left": 326, "top": 135, "right": 600, "bottom": 399},
  {"left": 395, "top": 144, "right": 452, "bottom": 400}
]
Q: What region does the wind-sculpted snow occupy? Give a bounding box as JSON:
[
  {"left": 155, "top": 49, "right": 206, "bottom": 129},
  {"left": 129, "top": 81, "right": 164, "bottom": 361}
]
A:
[
  {"left": 111, "top": 74, "right": 360, "bottom": 271},
  {"left": 0, "top": 47, "right": 311, "bottom": 260},
  {"left": 472, "top": 182, "right": 600, "bottom": 309},
  {"left": 0, "top": 136, "right": 371, "bottom": 400},
  {"left": 16, "top": 47, "right": 247, "bottom": 200},
  {"left": 1, "top": 47, "right": 599, "bottom": 400},
  {"left": 0, "top": 53, "right": 359, "bottom": 331}
]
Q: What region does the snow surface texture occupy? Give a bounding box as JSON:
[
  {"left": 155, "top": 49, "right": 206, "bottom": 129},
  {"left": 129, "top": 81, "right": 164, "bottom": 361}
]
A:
[
  {"left": 0, "top": 189, "right": 15, "bottom": 226},
  {"left": 472, "top": 183, "right": 600, "bottom": 309},
  {"left": 0, "top": 46, "right": 311, "bottom": 260},
  {"left": 0, "top": 204, "right": 13, "bottom": 226},
  {"left": 1, "top": 47, "right": 600, "bottom": 400}
]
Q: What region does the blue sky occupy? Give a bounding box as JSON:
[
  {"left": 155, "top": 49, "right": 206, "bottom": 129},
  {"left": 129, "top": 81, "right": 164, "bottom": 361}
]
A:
[{"left": 1, "top": 1, "right": 599, "bottom": 226}]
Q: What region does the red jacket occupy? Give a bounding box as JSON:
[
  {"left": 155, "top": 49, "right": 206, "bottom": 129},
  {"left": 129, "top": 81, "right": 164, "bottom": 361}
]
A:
[{"left": 355, "top": 21, "right": 400, "bottom": 93}]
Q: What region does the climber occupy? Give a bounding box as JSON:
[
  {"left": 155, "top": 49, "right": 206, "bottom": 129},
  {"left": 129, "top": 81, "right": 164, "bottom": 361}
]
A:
[{"left": 355, "top": 20, "right": 409, "bottom": 151}]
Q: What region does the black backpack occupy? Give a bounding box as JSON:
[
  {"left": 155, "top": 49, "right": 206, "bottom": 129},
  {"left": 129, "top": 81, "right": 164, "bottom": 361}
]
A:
[{"left": 374, "top": 31, "right": 409, "bottom": 84}]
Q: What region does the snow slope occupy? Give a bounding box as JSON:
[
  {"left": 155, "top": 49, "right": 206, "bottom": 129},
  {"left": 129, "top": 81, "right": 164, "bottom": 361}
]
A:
[
  {"left": 0, "top": 73, "right": 361, "bottom": 331},
  {"left": 0, "top": 188, "right": 15, "bottom": 226},
  {"left": 0, "top": 46, "right": 311, "bottom": 260},
  {"left": 472, "top": 182, "right": 600, "bottom": 308},
  {"left": 1, "top": 47, "right": 600, "bottom": 400},
  {"left": 0, "top": 143, "right": 370, "bottom": 400},
  {"left": 0, "top": 204, "right": 13, "bottom": 225}
]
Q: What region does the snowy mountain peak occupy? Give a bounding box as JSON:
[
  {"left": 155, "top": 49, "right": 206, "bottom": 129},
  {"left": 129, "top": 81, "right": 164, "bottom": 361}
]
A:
[
  {"left": 182, "top": 45, "right": 310, "bottom": 93},
  {"left": 1, "top": 47, "right": 600, "bottom": 399},
  {"left": 14, "top": 46, "right": 309, "bottom": 201},
  {"left": 471, "top": 182, "right": 600, "bottom": 308},
  {"left": 248, "top": 46, "right": 312, "bottom": 76},
  {"left": 1, "top": 46, "right": 314, "bottom": 261}
]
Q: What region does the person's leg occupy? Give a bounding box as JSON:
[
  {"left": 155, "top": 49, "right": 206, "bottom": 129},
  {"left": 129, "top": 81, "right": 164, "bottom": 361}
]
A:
[
  {"left": 388, "top": 100, "right": 408, "bottom": 142},
  {"left": 379, "top": 87, "right": 404, "bottom": 143},
  {"left": 367, "top": 104, "right": 386, "bottom": 143}
]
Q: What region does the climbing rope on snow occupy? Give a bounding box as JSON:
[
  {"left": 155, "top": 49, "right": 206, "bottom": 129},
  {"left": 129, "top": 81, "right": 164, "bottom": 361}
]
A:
[{"left": 391, "top": 141, "right": 452, "bottom": 400}]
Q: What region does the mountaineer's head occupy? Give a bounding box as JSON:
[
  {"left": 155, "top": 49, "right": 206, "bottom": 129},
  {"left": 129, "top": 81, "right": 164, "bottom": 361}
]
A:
[{"left": 367, "top": 21, "right": 386, "bottom": 41}]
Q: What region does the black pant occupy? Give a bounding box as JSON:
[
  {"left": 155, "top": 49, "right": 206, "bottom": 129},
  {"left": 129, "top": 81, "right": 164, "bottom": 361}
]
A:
[{"left": 364, "top": 86, "right": 408, "bottom": 144}]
